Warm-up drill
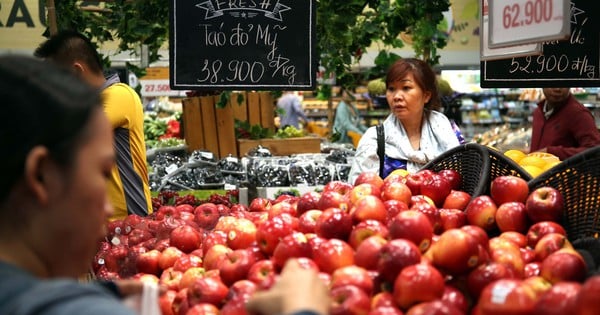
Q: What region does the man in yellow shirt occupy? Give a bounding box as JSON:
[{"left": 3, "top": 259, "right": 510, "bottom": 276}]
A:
[{"left": 35, "top": 31, "right": 152, "bottom": 220}]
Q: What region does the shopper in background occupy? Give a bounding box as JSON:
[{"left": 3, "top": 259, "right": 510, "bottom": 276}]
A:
[
  {"left": 277, "top": 91, "right": 309, "bottom": 129},
  {"left": 348, "top": 58, "right": 465, "bottom": 184},
  {"left": 35, "top": 31, "right": 152, "bottom": 220},
  {"left": 530, "top": 87, "right": 600, "bottom": 160},
  {"left": 332, "top": 89, "right": 368, "bottom": 145},
  {"left": 246, "top": 259, "right": 329, "bottom": 315},
  {"left": 0, "top": 55, "right": 141, "bottom": 315}
]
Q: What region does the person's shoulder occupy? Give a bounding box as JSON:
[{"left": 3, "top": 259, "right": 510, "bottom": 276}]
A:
[{"left": 104, "top": 83, "right": 139, "bottom": 99}]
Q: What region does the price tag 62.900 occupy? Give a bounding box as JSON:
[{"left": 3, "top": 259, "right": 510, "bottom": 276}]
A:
[{"left": 488, "top": 0, "right": 570, "bottom": 48}]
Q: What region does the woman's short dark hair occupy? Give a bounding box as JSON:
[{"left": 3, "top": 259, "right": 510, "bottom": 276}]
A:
[
  {"left": 385, "top": 58, "right": 442, "bottom": 112},
  {"left": 0, "top": 55, "right": 102, "bottom": 202}
]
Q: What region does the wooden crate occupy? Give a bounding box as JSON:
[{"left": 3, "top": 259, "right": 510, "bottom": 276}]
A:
[
  {"left": 238, "top": 137, "right": 322, "bottom": 157},
  {"left": 182, "top": 92, "right": 275, "bottom": 158}
]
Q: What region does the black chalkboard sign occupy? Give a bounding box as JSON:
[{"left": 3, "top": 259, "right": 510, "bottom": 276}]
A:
[
  {"left": 169, "top": 0, "right": 316, "bottom": 90},
  {"left": 481, "top": 0, "right": 600, "bottom": 88}
]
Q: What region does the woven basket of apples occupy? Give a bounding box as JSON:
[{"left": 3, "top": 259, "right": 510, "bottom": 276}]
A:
[{"left": 92, "top": 166, "right": 600, "bottom": 315}]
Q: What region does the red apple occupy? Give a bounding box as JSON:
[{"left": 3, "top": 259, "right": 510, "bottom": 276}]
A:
[
  {"left": 431, "top": 229, "right": 481, "bottom": 276},
  {"left": 420, "top": 174, "right": 452, "bottom": 207},
  {"left": 388, "top": 210, "right": 434, "bottom": 253},
  {"left": 348, "top": 219, "right": 389, "bottom": 249},
  {"left": 465, "top": 195, "right": 498, "bottom": 232},
  {"left": 217, "top": 248, "right": 256, "bottom": 286},
  {"left": 477, "top": 279, "right": 537, "bottom": 315},
  {"left": 441, "top": 285, "right": 469, "bottom": 314},
  {"left": 381, "top": 181, "right": 412, "bottom": 205},
  {"left": 272, "top": 231, "right": 312, "bottom": 269},
  {"left": 255, "top": 213, "right": 297, "bottom": 255},
  {"left": 179, "top": 266, "right": 208, "bottom": 291},
  {"left": 159, "top": 290, "right": 177, "bottom": 315},
  {"left": 467, "top": 262, "right": 517, "bottom": 299},
  {"left": 297, "top": 209, "right": 323, "bottom": 234},
  {"left": 331, "top": 265, "right": 374, "bottom": 295},
  {"left": 159, "top": 246, "right": 186, "bottom": 270},
  {"left": 442, "top": 190, "right": 471, "bottom": 211},
  {"left": 490, "top": 175, "right": 530, "bottom": 205},
  {"left": 202, "top": 244, "right": 231, "bottom": 271},
  {"left": 187, "top": 275, "right": 229, "bottom": 307},
  {"left": 439, "top": 208, "right": 467, "bottom": 231},
  {"left": 383, "top": 200, "right": 409, "bottom": 223},
  {"left": 268, "top": 200, "right": 297, "bottom": 218},
  {"left": 495, "top": 202, "right": 529, "bottom": 233},
  {"left": 405, "top": 171, "right": 434, "bottom": 196},
  {"left": 201, "top": 230, "right": 228, "bottom": 254},
  {"left": 312, "top": 238, "right": 355, "bottom": 274},
  {"left": 316, "top": 207, "right": 353, "bottom": 240},
  {"left": 172, "top": 288, "right": 190, "bottom": 315},
  {"left": 156, "top": 205, "right": 180, "bottom": 221},
  {"left": 499, "top": 231, "right": 528, "bottom": 248},
  {"left": 368, "top": 306, "right": 404, "bottom": 315},
  {"left": 136, "top": 249, "right": 162, "bottom": 275},
  {"left": 461, "top": 225, "right": 490, "bottom": 249},
  {"left": 438, "top": 169, "right": 462, "bottom": 190},
  {"left": 350, "top": 194, "right": 387, "bottom": 223},
  {"left": 574, "top": 275, "right": 600, "bottom": 315},
  {"left": 540, "top": 249, "right": 587, "bottom": 284},
  {"left": 227, "top": 279, "right": 258, "bottom": 303},
  {"left": 160, "top": 267, "right": 183, "bottom": 291},
  {"left": 249, "top": 197, "right": 271, "bottom": 212},
  {"left": 534, "top": 232, "right": 573, "bottom": 261},
  {"left": 393, "top": 263, "right": 445, "bottom": 310},
  {"left": 318, "top": 190, "right": 349, "bottom": 212},
  {"left": 532, "top": 281, "right": 581, "bottom": 315},
  {"left": 170, "top": 225, "right": 203, "bottom": 254},
  {"left": 525, "top": 187, "right": 564, "bottom": 223},
  {"left": 526, "top": 221, "right": 567, "bottom": 249},
  {"left": 371, "top": 291, "right": 396, "bottom": 308},
  {"left": 296, "top": 191, "right": 321, "bottom": 215},
  {"left": 187, "top": 303, "right": 220, "bottom": 315},
  {"left": 354, "top": 235, "right": 388, "bottom": 271},
  {"left": 330, "top": 284, "right": 372, "bottom": 315},
  {"left": 194, "top": 203, "right": 220, "bottom": 229},
  {"left": 354, "top": 171, "right": 384, "bottom": 190},
  {"left": 523, "top": 262, "right": 541, "bottom": 278},
  {"left": 377, "top": 239, "right": 422, "bottom": 283},
  {"left": 349, "top": 183, "right": 382, "bottom": 205},
  {"left": 410, "top": 201, "right": 441, "bottom": 234},
  {"left": 247, "top": 259, "right": 277, "bottom": 289},
  {"left": 176, "top": 203, "right": 195, "bottom": 213},
  {"left": 324, "top": 180, "right": 354, "bottom": 194},
  {"left": 405, "top": 300, "right": 464, "bottom": 315}
]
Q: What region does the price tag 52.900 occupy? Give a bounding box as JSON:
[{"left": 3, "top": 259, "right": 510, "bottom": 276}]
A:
[{"left": 488, "top": 0, "right": 570, "bottom": 48}]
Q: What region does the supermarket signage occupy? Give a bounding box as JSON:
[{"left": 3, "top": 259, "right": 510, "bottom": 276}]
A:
[
  {"left": 480, "top": 0, "right": 542, "bottom": 61},
  {"left": 169, "top": 0, "right": 317, "bottom": 90},
  {"left": 488, "top": 0, "right": 570, "bottom": 48},
  {"left": 481, "top": 0, "right": 600, "bottom": 88}
]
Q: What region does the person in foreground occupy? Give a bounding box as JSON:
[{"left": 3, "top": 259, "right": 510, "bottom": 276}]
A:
[
  {"left": 246, "top": 259, "right": 330, "bottom": 315},
  {"left": 348, "top": 58, "right": 465, "bottom": 184},
  {"left": 0, "top": 55, "right": 139, "bottom": 315},
  {"left": 530, "top": 87, "right": 600, "bottom": 160},
  {"left": 34, "top": 30, "right": 152, "bottom": 220}
]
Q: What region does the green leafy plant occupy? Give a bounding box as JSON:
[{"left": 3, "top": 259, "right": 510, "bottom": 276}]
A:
[{"left": 234, "top": 119, "right": 274, "bottom": 140}]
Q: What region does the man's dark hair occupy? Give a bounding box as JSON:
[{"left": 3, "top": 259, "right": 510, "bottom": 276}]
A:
[{"left": 34, "top": 30, "right": 104, "bottom": 74}]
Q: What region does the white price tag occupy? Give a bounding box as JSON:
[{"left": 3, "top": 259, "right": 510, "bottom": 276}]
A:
[
  {"left": 200, "top": 151, "right": 214, "bottom": 160},
  {"left": 489, "top": 0, "right": 570, "bottom": 48}
]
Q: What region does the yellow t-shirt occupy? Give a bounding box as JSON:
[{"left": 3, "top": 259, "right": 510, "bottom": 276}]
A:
[{"left": 102, "top": 82, "right": 152, "bottom": 220}]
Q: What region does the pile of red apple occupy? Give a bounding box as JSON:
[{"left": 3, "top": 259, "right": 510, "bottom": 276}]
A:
[{"left": 93, "top": 169, "right": 600, "bottom": 315}]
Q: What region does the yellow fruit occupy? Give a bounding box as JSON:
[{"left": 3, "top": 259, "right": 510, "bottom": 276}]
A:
[
  {"left": 522, "top": 165, "right": 544, "bottom": 178},
  {"left": 543, "top": 160, "right": 561, "bottom": 171},
  {"left": 527, "top": 152, "right": 560, "bottom": 163},
  {"left": 504, "top": 149, "right": 527, "bottom": 163},
  {"left": 389, "top": 169, "right": 410, "bottom": 177},
  {"left": 519, "top": 156, "right": 547, "bottom": 170}
]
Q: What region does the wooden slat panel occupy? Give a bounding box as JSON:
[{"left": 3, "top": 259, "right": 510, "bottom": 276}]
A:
[
  {"left": 215, "top": 97, "right": 238, "bottom": 158},
  {"left": 181, "top": 97, "right": 204, "bottom": 151},
  {"left": 230, "top": 92, "right": 248, "bottom": 122},
  {"left": 199, "top": 96, "right": 219, "bottom": 155},
  {"left": 259, "top": 92, "right": 275, "bottom": 132},
  {"left": 247, "top": 92, "right": 261, "bottom": 126}
]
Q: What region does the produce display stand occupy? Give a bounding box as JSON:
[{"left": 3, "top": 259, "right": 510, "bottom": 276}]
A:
[{"left": 237, "top": 137, "right": 322, "bottom": 157}]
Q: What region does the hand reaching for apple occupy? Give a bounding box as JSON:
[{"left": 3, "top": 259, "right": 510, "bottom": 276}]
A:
[{"left": 246, "top": 259, "right": 330, "bottom": 315}]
